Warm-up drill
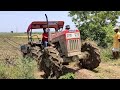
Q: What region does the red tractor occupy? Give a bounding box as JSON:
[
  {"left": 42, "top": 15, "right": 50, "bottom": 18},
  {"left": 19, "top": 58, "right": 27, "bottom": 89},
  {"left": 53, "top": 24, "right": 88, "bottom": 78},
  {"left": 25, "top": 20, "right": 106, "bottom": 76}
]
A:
[{"left": 20, "top": 14, "right": 101, "bottom": 79}]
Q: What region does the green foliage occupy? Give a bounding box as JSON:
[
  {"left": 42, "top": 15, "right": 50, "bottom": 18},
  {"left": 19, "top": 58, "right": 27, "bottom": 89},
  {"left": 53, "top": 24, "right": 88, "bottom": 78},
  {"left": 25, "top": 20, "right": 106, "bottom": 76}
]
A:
[
  {"left": 100, "top": 46, "right": 113, "bottom": 62},
  {"left": 98, "top": 24, "right": 114, "bottom": 47},
  {"left": 68, "top": 11, "right": 120, "bottom": 48},
  {"left": 59, "top": 73, "right": 75, "bottom": 79},
  {"left": 0, "top": 57, "right": 37, "bottom": 79}
]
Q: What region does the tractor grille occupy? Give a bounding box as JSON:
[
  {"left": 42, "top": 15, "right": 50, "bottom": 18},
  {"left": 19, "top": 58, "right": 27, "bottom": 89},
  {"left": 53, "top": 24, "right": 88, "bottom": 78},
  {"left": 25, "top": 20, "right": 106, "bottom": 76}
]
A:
[{"left": 68, "top": 39, "right": 80, "bottom": 51}]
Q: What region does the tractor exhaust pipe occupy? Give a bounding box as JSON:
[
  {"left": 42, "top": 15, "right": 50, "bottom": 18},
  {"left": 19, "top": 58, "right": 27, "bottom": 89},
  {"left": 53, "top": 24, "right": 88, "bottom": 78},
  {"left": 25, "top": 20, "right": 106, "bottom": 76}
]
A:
[
  {"left": 45, "top": 14, "right": 51, "bottom": 42},
  {"left": 45, "top": 14, "right": 49, "bottom": 29}
]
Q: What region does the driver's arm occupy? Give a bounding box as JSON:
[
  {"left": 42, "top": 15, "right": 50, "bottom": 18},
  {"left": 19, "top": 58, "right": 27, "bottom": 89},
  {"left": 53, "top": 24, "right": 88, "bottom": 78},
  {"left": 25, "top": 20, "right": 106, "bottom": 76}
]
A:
[{"left": 44, "top": 36, "right": 48, "bottom": 38}]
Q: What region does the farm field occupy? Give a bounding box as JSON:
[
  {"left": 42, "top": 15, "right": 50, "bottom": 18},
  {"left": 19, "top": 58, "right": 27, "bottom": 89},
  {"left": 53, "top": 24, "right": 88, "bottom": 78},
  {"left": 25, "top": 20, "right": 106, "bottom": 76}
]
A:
[{"left": 0, "top": 33, "right": 120, "bottom": 79}]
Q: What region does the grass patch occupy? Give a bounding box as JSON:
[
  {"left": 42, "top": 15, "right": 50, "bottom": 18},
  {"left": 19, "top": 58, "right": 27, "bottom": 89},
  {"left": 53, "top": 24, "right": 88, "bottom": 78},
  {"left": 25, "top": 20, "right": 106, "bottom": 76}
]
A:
[
  {"left": 0, "top": 57, "right": 37, "bottom": 79},
  {"left": 59, "top": 73, "right": 75, "bottom": 79}
]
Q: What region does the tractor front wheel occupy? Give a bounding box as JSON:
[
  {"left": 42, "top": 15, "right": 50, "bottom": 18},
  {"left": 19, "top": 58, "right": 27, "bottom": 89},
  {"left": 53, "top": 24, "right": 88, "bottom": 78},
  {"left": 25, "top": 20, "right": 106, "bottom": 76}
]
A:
[{"left": 80, "top": 41, "right": 101, "bottom": 70}]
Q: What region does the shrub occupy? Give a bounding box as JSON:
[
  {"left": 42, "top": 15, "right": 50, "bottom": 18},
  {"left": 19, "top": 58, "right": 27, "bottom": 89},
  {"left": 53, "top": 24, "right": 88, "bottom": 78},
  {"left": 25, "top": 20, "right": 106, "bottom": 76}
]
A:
[{"left": 100, "top": 46, "right": 113, "bottom": 62}]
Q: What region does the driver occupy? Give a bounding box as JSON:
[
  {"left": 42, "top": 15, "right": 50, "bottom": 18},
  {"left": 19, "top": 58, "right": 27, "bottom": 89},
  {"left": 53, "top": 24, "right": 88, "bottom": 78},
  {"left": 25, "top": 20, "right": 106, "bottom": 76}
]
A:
[
  {"left": 65, "top": 25, "right": 70, "bottom": 30},
  {"left": 42, "top": 28, "right": 48, "bottom": 47}
]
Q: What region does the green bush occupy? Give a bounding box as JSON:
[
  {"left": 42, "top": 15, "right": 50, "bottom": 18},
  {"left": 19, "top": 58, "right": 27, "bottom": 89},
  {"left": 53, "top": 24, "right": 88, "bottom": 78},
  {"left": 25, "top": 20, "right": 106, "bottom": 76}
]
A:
[
  {"left": 0, "top": 57, "right": 37, "bottom": 79},
  {"left": 100, "top": 46, "right": 113, "bottom": 62},
  {"left": 59, "top": 73, "right": 75, "bottom": 79}
]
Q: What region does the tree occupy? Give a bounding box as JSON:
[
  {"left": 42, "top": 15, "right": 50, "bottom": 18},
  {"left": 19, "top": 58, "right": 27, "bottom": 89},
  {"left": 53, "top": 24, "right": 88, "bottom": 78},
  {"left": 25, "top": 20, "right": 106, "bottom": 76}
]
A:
[{"left": 68, "top": 11, "right": 120, "bottom": 48}]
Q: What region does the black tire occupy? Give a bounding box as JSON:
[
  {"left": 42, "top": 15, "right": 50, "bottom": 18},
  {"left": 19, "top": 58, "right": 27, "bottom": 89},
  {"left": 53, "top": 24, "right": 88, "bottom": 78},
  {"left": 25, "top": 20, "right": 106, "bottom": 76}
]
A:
[
  {"left": 41, "top": 47, "right": 63, "bottom": 79},
  {"left": 81, "top": 41, "right": 101, "bottom": 70}
]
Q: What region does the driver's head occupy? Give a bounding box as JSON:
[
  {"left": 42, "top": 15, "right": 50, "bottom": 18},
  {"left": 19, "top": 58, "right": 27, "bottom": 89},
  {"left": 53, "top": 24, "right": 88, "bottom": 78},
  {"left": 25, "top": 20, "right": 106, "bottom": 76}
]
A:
[{"left": 65, "top": 25, "right": 70, "bottom": 30}]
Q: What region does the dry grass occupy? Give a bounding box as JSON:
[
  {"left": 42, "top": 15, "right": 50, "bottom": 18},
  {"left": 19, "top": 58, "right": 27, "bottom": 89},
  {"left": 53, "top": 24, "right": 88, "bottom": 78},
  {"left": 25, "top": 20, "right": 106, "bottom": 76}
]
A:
[
  {"left": 0, "top": 33, "right": 43, "bottom": 60},
  {"left": 13, "top": 34, "right": 42, "bottom": 39},
  {"left": 94, "top": 61, "right": 120, "bottom": 79},
  {"left": 0, "top": 33, "right": 43, "bottom": 79},
  {"left": 0, "top": 33, "right": 27, "bottom": 60}
]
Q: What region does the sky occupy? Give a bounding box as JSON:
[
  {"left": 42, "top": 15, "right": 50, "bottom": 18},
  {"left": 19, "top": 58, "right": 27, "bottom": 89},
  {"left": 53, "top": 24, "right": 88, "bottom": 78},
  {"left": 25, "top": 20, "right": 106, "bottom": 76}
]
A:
[
  {"left": 0, "top": 11, "right": 76, "bottom": 32},
  {"left": 1, "top": 11, "right": 120, "bottom": 33}
]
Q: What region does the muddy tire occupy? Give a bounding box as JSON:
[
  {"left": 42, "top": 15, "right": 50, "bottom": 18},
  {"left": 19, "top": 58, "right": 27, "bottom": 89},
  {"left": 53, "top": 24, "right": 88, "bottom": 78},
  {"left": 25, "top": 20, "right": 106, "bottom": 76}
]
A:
[
  {"left": 40, "top": 47, "right": 63, "bottom": 79},
  {"left": 81, "top": 41, "right": 101, "bottom": 70}
]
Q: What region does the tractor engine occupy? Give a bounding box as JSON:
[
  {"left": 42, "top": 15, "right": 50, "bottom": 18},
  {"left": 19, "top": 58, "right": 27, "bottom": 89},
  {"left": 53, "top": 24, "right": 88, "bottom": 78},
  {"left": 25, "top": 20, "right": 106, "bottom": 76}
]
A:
[
  {"left": 50, "top": 30, "right": 81, "bottom": 64},
  {"left": 50, "top": 29, "right": 81, "bottom": 57}
]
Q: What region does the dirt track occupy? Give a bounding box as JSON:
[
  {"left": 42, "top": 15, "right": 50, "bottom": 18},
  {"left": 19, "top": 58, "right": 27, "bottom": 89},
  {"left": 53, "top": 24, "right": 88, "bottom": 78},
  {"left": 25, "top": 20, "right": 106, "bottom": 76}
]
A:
[{"left": 75, "top": 61, "right": 120, "bottom": 79}]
